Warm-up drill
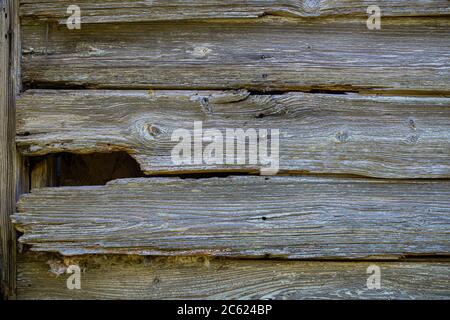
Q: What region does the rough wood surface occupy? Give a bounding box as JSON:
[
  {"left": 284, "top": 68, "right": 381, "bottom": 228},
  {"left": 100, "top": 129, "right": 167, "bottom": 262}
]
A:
[
  {"left": 21, "top": 17, "right": 450, "bottom": 92},
  {"left": 0, "top": 0, "right": 19, "bottom": 300},
  {"left": 12, "top": 176, "right": 450, "bottom": 258},
  {"left": 19, "top": 0, "right": 450, "bottom": 23},
  {"left": 17, "top": 253, "right": 450, "bottom": 300},
  {"left": 16, "top": 90, "right": 450, "bottom": 178}
]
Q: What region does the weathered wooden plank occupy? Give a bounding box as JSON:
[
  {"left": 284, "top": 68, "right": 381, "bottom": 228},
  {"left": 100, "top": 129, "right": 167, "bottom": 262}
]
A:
[
  {"left": 12, "top": 176, "right": 450, "bottom": 258},
  {"left": 0, "top": 0, "right": 20, "bottom": 300},
  {"left": 20, "top": 0, "right": 450, "bottom": 23},
  {"left": 21, "top": 17, "right": 450, "bottom": 92},
  {"left": 17, "top": 253, "right": 450, "bottom": 300},
  {"left": 16, "top": 90, "right": 450, "bottom": 178}
]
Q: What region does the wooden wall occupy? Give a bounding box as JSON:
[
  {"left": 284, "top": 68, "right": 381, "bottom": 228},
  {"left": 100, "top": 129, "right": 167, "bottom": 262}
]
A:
[{"left": 3, "top": 0, "right": 450, "bottom": 299}]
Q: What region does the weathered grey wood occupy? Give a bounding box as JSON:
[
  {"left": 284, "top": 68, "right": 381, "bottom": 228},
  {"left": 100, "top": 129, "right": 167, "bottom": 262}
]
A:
[
  {"left": 21, "top": 17, "right": 450, "bottom": 92},
  {"left": 17, "top": 253, "right": 450, "bottom": 300},
  {"left": 0, "top": 0, "right": 20, "bottom": 300},
  {"left": 20, "top": 0, "right": 450, "bottom": 23},
  {"left": 16, "top": 90, "right": 450, "bottom": 178},
  {"left": 12, "top": 176, "right": 450, "bottom": 258}
]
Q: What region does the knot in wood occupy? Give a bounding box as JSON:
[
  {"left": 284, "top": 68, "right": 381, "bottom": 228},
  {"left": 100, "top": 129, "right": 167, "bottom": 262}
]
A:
[
  {"left": 130, "top": 118, "right": 165, "bottom": 143},
  {"left": 335, "top": 130, "right": 350, "bottom": 143},
  {"left": 302, "top": 0, "right": 321, "bottom": 14}
]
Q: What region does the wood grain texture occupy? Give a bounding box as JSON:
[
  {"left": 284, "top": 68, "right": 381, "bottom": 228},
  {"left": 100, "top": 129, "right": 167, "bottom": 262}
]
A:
[
  {"left": 0, "top": 0, "right": 19, "bottom": 300},
  {"left": 17, "top": 253, "right": 450, "bottom": 300},
  {"left": 21, "top": 17, "right": 450, "bottom": 91},
  {"left": 12, "top": 176, "right": 450, "bottom": 258},
  {"left": 16, "top": 90, "right": 450, "bottom": 178},
  {"left": 19, "top": 0, "right": 450, "bottom": 23}
]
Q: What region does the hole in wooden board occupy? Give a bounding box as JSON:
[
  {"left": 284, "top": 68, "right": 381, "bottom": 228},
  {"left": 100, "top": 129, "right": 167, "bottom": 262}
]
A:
[
  {"left": 29, "top": 152, "right": 145, "bottom": 187},
  {"left": 27, "top": 152, "right": 262, "bottom": 189}
]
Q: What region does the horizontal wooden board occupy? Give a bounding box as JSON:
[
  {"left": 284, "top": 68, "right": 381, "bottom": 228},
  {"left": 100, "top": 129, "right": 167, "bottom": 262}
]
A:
[
  {"left": 20, "top": 0, "right": 450, "bottom": 23},
  {"left": 16, "top": 90, "right": 450, "bottom": 178},
  {"left": 12, "top": 176, "right": 450, "bottom": 258},
  {"left": 22, "top": 17, "right": 450, "bottom": 91},
  {"left": 17, "top": 253, "right": 450, "bottom": 299}
]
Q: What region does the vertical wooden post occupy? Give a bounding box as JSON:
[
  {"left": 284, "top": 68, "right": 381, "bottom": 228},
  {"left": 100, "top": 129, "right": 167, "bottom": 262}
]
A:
[
  {"left": 1, "top": 0, "right": 19, "bottom": 300},
  {"left": 31, "top": 157, "right": 57, "bottom": 189}
]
